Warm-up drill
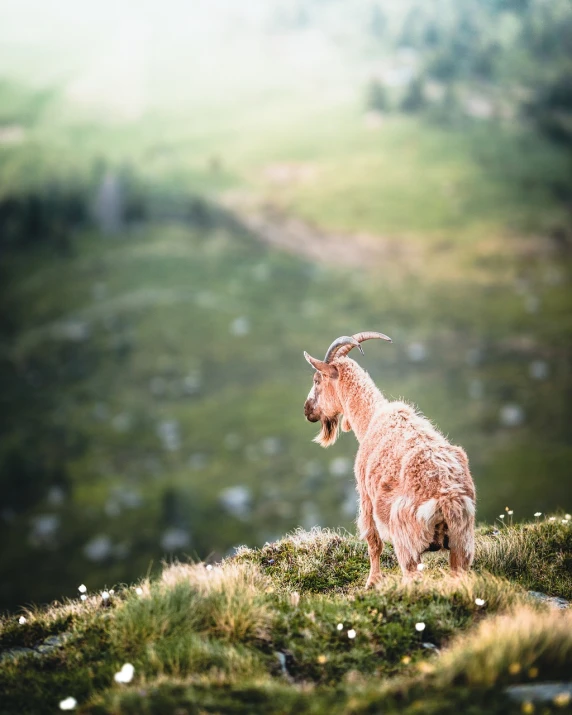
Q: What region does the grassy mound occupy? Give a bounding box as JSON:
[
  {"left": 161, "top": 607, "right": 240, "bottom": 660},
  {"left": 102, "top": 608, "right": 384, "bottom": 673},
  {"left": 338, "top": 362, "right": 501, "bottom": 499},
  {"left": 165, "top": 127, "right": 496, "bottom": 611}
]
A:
[{"left": 0, "top": 520, "right": 571, "bottom": 714}]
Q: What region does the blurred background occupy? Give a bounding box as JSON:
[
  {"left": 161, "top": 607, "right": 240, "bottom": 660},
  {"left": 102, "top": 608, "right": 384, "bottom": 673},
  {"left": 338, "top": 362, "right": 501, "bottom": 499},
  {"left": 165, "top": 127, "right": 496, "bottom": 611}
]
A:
[{"left": 1, "top": 0, "right": 571, "bottom": 612}]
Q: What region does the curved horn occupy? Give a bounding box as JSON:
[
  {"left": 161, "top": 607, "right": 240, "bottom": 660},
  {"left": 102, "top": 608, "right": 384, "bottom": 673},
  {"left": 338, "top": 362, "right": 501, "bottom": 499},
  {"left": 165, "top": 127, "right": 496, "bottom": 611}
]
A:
[
  {"left": 328, "top": 331, "right": 392, "bottom": 361},
  {"left": 324, "top": 336, "right": 363, "bottom": 363}
]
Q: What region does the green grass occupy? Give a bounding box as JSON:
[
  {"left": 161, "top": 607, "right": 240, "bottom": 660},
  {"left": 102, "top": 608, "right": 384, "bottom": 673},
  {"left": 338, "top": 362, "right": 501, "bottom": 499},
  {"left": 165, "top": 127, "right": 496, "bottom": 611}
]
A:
[{"left": 0, "top": 520, "right": 570, "bottom": 714}]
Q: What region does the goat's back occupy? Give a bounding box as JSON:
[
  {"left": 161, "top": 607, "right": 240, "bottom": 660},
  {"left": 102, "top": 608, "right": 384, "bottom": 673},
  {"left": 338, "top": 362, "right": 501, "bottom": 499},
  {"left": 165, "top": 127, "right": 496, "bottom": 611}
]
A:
[{"left": 357, "top": 400, "right": 475, "bottom": 511}]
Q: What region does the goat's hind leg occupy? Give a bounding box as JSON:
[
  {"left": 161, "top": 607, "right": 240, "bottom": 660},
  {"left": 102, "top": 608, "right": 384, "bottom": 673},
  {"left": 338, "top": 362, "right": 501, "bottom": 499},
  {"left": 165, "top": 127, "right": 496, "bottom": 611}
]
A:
[
  {"left": 443, "top": 499, "right": 475, "bottom": 575},
  {"left": 449, "top": 525, "right": 475, "bottom": 574},
  {"left": 358, "top": 495, "right": 383, "bottom": 588}
]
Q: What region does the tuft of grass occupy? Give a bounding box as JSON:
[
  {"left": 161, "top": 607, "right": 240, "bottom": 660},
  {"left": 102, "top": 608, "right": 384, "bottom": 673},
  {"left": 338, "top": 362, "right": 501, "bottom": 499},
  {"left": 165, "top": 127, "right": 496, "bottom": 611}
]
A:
[
  {"left": 475, "top": 520, "right": 572, "bottom": 599},
  {"left": 435, "top": 605, "right": 572, "bottom": 688},
  {"left": 109, "top": 563, "right": 273, "bottom": 680}
]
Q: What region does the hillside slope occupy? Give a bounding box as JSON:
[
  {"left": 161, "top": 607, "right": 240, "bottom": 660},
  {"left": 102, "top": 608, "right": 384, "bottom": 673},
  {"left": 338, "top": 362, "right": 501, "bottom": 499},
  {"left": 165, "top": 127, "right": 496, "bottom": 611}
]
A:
[{"left": 1, "top": 519, "right": 571, "bottom": 714}]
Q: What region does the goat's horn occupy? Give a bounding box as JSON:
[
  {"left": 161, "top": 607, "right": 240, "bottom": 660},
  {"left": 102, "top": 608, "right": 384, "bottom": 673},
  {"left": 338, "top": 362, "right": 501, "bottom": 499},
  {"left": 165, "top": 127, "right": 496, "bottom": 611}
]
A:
[
  {"left": 327, "top": 331, "right": 392, "bottom": 361},
  {"left": 324, "top": 336, "right": 363, "bottom": 363}
]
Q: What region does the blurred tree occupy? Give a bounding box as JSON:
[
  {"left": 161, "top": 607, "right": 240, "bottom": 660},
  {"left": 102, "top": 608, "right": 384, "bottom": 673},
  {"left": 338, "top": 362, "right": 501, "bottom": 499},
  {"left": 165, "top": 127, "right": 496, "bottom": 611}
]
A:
[
  {"left": 527, "top": 75, "right": 572, "bottom": 147},
  {"left": 366, "top": 79, "right": 390, "bottom": 112},
  {"left": 368, "top": 5, "right": 386, "bottom": 38},
  {"left": 401, "top": 77, "right": 426, "bottom": 113}
]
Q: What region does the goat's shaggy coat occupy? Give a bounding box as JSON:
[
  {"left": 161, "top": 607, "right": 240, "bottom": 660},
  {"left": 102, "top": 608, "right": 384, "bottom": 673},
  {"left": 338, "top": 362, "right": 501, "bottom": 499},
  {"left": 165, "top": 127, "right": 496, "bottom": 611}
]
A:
[{"left": 304, "top": 349, "right": 476, "bottom": 586}]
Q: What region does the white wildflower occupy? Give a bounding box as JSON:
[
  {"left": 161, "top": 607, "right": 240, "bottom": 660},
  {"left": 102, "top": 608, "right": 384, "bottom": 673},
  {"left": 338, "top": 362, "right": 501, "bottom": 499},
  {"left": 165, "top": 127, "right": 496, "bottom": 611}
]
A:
[
  {"left": 18, "top": 616, "right": 26, "bottom": 625},
  {"left": 80, "top": 595, "right": 87, "bottom": 602},
  {"left": 347, "top": 629, "right": 356, "bottom": 639},
  {"left": 109, "top": 589, "right": 115, "bottom": 596},
  {"left": 135, "top": 587, "right": 143, "bottom": 596},
  {"left": 549, "top": 517, "right": 556, "bottom": 521},
  {"left": 475, "top": 598, "right": 486, "bottom": 607},
  {"left": 206, "top": 564, "right": 213, "bottom": 571},
  {"left": 499, "top": 515, "right": 505, "bottom": 519},
  {"left": 534, "top": 512, "right": 542, "bottom": 517},
  {"left": 101, "top": 591, "right": 110, "bottom": 600},
  {"left": 78, "top": 584, "right": 87, "bottom": 593},
  {"left": 59, "top": 697, "right": 77, "bottom": 710},
  {"left": 114, "top": 663, "right": 135, "bottom": 684},
  {"left": 562, "top": 519, "right": 568, "bottom": 524},
  {"left": 417, "top": 563, "right": 425, "bottom": 572},
  {"left": 415, "top": 622, "right": 426, "bottom": 632},
  {"left": 337, "top": 623, "right": 344, "bottom": 631},
  {"left": 566, "top": 514, "right": 571, "bottom": 520},
  {"left": 508, "top": 510, "right": 514, "bottom": 515}
]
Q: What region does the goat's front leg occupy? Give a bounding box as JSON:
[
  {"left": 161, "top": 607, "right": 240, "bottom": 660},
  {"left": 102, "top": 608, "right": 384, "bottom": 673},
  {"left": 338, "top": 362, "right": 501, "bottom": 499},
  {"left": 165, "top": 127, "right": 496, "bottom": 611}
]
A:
[{"left": 358, "top": 495, "right": 383, "bottom": 588}]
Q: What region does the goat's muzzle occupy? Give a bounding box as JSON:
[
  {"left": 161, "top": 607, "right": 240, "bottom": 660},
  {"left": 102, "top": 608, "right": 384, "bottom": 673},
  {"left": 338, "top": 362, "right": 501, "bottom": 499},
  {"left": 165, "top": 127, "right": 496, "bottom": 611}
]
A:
[{"left": 304, "top": 402, "right": 320, "bottom": 422}]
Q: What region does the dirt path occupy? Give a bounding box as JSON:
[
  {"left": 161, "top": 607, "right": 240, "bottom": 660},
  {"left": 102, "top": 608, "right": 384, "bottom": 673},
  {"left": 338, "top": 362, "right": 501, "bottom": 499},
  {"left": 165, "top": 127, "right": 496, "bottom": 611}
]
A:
[{"left": 222, "top": 194, "right": 421, "bottom": 272}]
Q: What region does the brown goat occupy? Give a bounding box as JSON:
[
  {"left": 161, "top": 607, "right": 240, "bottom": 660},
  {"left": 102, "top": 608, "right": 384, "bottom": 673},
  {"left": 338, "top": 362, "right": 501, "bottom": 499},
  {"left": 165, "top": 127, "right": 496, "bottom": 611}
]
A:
[{"left": 304, "top": 332, "right": 476, "bottom": 586}]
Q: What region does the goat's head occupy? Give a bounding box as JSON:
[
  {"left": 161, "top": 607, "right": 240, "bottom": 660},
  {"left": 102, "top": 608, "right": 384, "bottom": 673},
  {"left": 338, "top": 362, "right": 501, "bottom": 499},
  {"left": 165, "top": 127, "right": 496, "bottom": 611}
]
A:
[{"left": 303, "top": 332, "right": 392, "bottom": 447}]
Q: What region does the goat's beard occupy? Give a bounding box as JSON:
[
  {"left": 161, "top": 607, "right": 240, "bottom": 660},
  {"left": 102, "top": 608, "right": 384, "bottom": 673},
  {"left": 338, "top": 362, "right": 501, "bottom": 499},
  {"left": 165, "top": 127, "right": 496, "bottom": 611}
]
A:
[{"left": 313, "top": 414, "right": 340, "bottom": 448}]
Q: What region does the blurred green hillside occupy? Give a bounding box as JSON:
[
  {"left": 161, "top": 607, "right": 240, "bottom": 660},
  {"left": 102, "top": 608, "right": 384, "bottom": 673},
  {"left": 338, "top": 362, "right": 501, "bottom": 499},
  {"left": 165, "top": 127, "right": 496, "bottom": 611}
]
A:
[{"left": 1, "top": 0, "right": 572, "bottom": 611}]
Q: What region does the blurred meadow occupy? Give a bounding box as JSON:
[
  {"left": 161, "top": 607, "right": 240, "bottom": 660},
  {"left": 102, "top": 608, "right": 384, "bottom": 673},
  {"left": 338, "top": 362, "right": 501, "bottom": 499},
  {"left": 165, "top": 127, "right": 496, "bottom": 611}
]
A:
[{"left": 1, "top": 0, "right": 571, "bottom": 612}]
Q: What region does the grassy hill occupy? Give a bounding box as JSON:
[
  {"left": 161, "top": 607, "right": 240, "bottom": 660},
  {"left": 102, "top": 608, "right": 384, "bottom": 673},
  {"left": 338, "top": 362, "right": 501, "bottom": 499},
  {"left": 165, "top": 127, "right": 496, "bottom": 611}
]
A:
[{"left": 0, "top": 519, "right": 571, "bottom": 714}]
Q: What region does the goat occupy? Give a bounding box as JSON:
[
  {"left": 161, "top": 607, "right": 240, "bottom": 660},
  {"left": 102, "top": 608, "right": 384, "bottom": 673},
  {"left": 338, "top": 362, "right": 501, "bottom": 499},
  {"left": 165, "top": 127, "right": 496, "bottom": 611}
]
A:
[{"left": 303, "top": 332, "right": 476, "bottom": 586}]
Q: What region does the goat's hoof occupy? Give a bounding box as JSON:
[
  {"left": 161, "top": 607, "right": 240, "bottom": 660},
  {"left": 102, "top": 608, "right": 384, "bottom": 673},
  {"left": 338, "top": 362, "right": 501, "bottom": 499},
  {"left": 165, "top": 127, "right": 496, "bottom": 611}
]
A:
[{"left": 365, "top": 576, "right": 381, "bottom": 589}]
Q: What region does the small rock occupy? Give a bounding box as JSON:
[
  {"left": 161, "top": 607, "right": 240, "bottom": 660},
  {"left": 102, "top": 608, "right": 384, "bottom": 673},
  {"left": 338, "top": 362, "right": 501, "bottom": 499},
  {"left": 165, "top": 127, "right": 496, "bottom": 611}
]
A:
[
  {"left": 58, "top": 320, "right": 91, "bottom": 342},
  {"left": 275, "top": 651, "right": 287, "bottom": 674},
  {"left": 422, "top": 642, "right": 440, "bottom": 653},
  {"left": 29, "top": 514, "right": 60, "bottom": 547},
  {"left": 407, "top": 342, "right": 427, "bottom": 363},
  {"left": 43, "top": 634, "right": 72, "bottom": 647},
  {"left": 330, "top": 457, "right": 351, "bottom": 477},
  {"left": 112, "top": 413, "right": 132, "bottom": 433},
  {"left": 506, "top": 683, "right": 572, "bottom": 703},
  {"left": 468, "top": 378, "right": 484, "bottom": 400},
  {"left": 189, "top": 453, "right": 208, "bottom": 470},
  {"left": 84, "top": 534, "right": 112, "bottom": 562},
  {"left": 156, "top": 419, "right": 181, "bottom": 452},
  {"left": 261, "top": 437, "right": 281, "bottom": 456},
  {"left": 160, "top": 527, "right": 191, "bottom": 551},
  {"left": 230, "top": 316, "right": 250, "bottom": 336},
  {"left": 219, "top": 486, "right": 251, "bottom": 520},
  {"left": 47, "top": 486, "right": 65, "bottom": 507},
  {"left": 0, "top": 647, "right": 36, "bottom": 663},
  {"left": 274, "top": 650, "right": 294, "bottom": 681},
  {"left": 528, "top": 591, "right": 569, "bottom": 610},
  {"left": 499, "top": 404, "right": 525, "bottom": 428},
  {"left": 529, "top": 360, "right": 549, "bottom": 380},
  {"left": 36, "top": 644, "right": 57, "bottom": 655}
]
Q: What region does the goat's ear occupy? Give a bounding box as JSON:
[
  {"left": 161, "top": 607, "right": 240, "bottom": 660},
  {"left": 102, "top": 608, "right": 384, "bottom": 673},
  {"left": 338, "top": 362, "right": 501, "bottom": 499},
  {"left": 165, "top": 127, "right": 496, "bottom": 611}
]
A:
[
  {"left": 341, "top": 415, "right": 352, "bottom": 432},
  {"left": 303, "top": 352, "right": 339, "bottom": 379}
]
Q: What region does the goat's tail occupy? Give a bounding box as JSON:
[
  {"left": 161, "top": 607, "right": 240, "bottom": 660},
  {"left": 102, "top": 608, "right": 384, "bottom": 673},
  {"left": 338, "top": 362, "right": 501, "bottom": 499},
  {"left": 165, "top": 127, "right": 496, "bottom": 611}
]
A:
[{"left": 439, "top": 494, "right": 476, "bottom": 572}]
